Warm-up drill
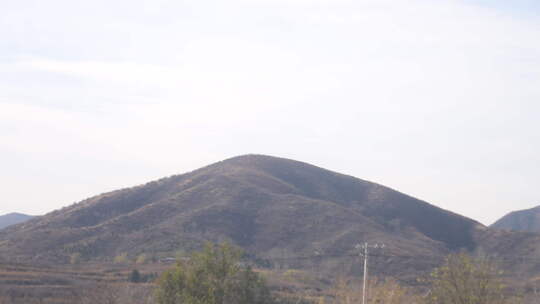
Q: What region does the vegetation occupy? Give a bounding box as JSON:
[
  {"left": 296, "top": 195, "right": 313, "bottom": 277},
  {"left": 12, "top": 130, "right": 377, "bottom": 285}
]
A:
[
  {"left": 127, "top": 269, "right": 157, "bottom": 283},
  {"left": 328, "top": 277, "right": 418, "bottom": 304},
  {"left": 129, "top": 269, "right": 141, "bottom": 283},
  {"left": 77, "top": 283, "right": 155, "bottom": 304},
  {"left": 114, "top": 252, "right": 129, "bottom": 264},
  {"left": 137, "top": 254, "right": 148, "bottom": 265},
  {"left": 425, "top": 252, "right": 519, "bottom": 304},
  {"left": 0, "top": 247, "right": 535, "bottom": 303},
  {"left": 155, "top": 242, "right": 277, "bottom": 304}
]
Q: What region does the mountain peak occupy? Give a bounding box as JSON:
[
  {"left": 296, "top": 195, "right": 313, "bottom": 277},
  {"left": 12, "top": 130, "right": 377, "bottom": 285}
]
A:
[
  {"left": 491, "top": 205, "right": 540, "bottom": 232},
  {"left": 0, "top": 155, "right": 480, "bottom": 266},
  {"left": 218, "top": 154, "right": 316, "bottom": 169},
  {"left": 223, "top": 154, "right": 282, "bottom": 162}
]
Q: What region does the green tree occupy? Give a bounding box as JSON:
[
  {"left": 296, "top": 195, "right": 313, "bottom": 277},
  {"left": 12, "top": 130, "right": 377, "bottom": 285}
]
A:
[
  {"left": 425, "top": 252, "right": 514, "bottom": 304},
  {"left": 129, "top": 269, "right": 141, "bottom": 283},
  {"left": 155, "top": 242, "right": 275, "bottom": 304}
]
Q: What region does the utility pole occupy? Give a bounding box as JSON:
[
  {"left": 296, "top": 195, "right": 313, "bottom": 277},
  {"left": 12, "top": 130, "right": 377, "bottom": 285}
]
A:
[
  {"left": 362, "top": 243, "right": 368, "bottom": 304},
  {"left": 355, "top": 242, "right": 384, "bottom": 304}
]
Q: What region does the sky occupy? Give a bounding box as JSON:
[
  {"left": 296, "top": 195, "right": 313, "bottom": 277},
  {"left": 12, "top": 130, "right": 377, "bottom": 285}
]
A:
[{"left": 0, "top": 0, "right": 539, "bottom": 225}]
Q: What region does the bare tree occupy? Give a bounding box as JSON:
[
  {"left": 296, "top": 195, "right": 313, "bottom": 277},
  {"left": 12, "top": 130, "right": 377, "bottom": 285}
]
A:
[{"left": 424, "top": 252, "right": 519, "bottom": 304}]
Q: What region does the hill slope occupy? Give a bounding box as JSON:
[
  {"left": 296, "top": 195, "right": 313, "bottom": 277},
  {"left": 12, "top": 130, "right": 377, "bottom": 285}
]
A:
[
  {"left": 0, "top": 213, "right": 33, "bottom": 230},
  {"left": 0, "top": 155, "right": 490, "bottom": 272},
  {"left": 491, "top": 205, "right": 540, "bottom": 232}
]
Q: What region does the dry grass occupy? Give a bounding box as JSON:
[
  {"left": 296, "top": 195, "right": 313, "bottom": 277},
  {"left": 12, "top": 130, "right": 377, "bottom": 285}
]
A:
[
  {"left": 0, "top": 262, "right": 166, "bottom": 304},
  {"left": 1, "top": 261, "right": 539, "bottom": 304}
]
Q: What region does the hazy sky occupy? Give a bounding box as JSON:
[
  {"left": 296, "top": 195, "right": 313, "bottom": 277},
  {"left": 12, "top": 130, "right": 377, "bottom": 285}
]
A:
[{"left": 1, "top": 0, "right": 539, "bottom": 225}]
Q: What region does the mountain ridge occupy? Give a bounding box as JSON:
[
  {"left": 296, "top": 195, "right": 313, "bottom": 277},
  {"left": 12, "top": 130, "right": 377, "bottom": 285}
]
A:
[
  {"left": 491, "top": 204, "right": 540, "bottom": 232},
  {"left": 1, "top": 154, "right": 533, "bottom": 278},
  {"left": 0, "top": 213, "right": 34, "bottom": 230}
]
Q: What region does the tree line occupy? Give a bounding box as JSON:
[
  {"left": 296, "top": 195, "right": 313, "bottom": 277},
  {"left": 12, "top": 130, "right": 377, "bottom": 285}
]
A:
[
  {"left": 152, "top": 243, "right": 523, "bottom": 304},
  {"left": 28, "top": 242, "right": 526, "bottom": 304}
]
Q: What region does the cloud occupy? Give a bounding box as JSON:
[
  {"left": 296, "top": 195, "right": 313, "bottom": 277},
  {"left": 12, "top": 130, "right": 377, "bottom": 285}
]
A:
[
  {"left": 22, "top": 59, "right": 182, "bottom": 88},
  {"left": 0, "top": 0, "right": 539, "bottom": 223}
]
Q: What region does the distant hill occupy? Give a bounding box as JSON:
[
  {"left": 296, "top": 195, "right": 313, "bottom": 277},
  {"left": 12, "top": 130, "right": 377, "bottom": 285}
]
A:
[
  {"left": 491, "top": 205, "right": 540, "bottom": 232},
  {"left": 0, "top": 213, "right": 34, "bottom": 230},
  {"left": 1, "top": 154, "right": 539, "bottom": 278}
]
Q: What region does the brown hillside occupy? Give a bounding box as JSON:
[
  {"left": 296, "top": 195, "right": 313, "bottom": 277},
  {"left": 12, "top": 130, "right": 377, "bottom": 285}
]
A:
[
  {"left": 0, "top": 155, "right": 486, "bottom": 274},
  {"left": 491, "top": 205, "right": 540, "bottom": 232}
]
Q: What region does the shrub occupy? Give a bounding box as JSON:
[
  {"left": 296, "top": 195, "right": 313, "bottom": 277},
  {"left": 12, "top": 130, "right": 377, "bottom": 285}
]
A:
[
  {"left": 155, "top": 242, "right": 277, "bottom": 304},
  {"left": 114, "top": 252, "right": 129, "bottom": 264}
]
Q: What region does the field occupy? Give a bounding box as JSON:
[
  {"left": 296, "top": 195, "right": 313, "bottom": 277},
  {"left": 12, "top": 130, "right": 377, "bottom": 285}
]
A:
[
  {"left": 0, "top": 262, "right": 164, "bottom": 303},
  {"left": 0, "top": 261, "right": 326, "bottom": 304},
  {"left": 1, "top": 259, "right": 540, "bottom": 304}
]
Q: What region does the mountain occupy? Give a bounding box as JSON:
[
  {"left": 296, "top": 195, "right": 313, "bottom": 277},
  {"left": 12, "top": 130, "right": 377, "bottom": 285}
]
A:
[
  {"left": 0, "top": 155, "right": 521, "bottom": 276},
  {"left": 0, "top": 213, "right": 34, "bottom": 230},
  {"left": 491, "top": 205, "right": 540, "bottom": 232}
]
